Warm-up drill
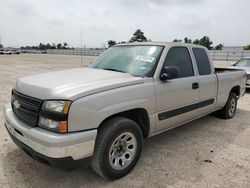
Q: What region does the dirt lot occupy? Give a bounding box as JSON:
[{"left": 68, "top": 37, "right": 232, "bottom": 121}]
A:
[{"left": 0, "top": 54, "right": 250, "bottom": 188}]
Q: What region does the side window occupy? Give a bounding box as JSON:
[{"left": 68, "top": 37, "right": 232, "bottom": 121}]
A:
[
  {"left": 163, "top": 47, "right": 194, "bottom": 78},
  {"left": 192, "top": 48, "right": 211, "bottom": 75}
]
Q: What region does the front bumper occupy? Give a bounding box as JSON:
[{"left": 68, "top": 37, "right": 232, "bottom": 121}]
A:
[
  {"left": 246, "top": 79, "right": 250, "bottom": 88},
  {"left": 4, "top": 103, "right": 97, "bottom": 169}
]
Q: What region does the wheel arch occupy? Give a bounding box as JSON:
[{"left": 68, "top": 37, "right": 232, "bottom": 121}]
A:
[
  {"left": 98, "top": 108, "right": 150, "bottom": 138},
  {"left": 230, "top": 85, "right": 240, "bottom": 98}
]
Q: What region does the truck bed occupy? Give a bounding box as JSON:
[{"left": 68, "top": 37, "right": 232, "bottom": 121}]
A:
[
  {"left": 215, "top": 67, "right": 245, "bottom": 74},
  {"left": 214, "top": 67, "right": 246, "bottom": 109}
]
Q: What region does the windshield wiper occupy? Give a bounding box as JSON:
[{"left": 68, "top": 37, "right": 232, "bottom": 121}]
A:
[{"left": 102, "top": 68, "right": 126, "bottom": 73}]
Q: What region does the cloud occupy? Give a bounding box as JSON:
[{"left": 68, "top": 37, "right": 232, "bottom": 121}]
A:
[
  {"left": 0, "top": 0, "right": 249, "bottom": 47},
  {"left": 119, "top": 0, "right": 204, "bottom": 7},
  {"left": 168, "top": 8, "right": 213, "bottom": 30}
]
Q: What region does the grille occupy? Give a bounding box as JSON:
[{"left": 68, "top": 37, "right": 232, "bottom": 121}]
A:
[
  {"left": 247, "top": 74, "right": 250, "bottom": 80},
  {"left": 11, "top": 90, "right": 43, "bottom": 126}
]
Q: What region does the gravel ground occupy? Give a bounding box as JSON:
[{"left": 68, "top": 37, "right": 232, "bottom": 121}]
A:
[{"left": 0, "top": 54, "right": 250, "bottom": 188}]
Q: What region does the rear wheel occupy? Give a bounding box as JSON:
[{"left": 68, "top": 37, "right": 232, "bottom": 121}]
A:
[
  {"left": 91, "top": 117, "right": 143, "bottom": 180},
  {"left": 216, "top": 92, "right": 238, "bottom": 119}
]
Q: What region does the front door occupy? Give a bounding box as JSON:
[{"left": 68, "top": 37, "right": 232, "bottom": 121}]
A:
[{"left": 154, "top": 46, "right": 200, "bottom": 132}]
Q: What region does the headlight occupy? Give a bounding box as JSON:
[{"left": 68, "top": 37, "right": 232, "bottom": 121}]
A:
[
  {"left": 38, "top": 116, "right": 67, "bottom": 133},
  {"left": 42, "top": 101, "right": 72, "bottom": 114},
  {"left": 39, "top": 100, "right": 72, "bottom": 133}
]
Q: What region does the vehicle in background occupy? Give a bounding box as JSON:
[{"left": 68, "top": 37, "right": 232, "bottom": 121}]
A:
[
  {"left": 3, "top": 50, "right": 12, "bottom": 55},
  {"left": 4, "top": 42, "right": 247, "bottom": 180},
  {"left": 231, "top": 57, "right": 250, "bottom": 88},
  {"left": 12, "top": 50, "right": 20, "bottom": 54},
  {"left": 0, "top": 49, "right": 21, "bottom": 55},
  {"left": 0, "top": 49, "right": 20, "bottom": 55}
]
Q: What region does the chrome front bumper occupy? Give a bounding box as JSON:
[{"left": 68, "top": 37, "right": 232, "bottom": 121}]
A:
[
  {"left": 4, "top": 103, "right": 97, "bottom": 160},
  {"left": 246, "top": 79, "right": 250, "bottom": 88}
]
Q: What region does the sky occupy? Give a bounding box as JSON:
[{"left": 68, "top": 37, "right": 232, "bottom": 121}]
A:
[{"left": 0, "top": 0, "right": 249, "bottom": 48}]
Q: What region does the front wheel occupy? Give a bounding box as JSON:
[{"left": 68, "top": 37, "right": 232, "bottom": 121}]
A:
[
  {"left": 216, "top": 92, "right": 238, "bottom": 119},
  {"left": 91, "top": 117, "right": 143, "bottom": 180}
]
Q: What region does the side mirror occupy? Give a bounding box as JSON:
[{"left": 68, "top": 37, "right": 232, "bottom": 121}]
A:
[
  {"left": 160, "top": 66, "right": 180, "bottom": 81},
  {"left": 230, "top": 62, "right": 236, "bottom": 66}
]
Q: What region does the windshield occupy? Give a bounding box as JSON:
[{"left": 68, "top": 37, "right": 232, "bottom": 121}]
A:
[
  {"left": 235, "top": 59, "right": 250, "bottom": 67},
  {"left": 88, "top": 45, "right": 164, "bottom": 77}
]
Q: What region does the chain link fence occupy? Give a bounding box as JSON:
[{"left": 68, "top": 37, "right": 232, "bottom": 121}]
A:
[
  {"left": 46, "top": 48, "right": 250, "bottom": 61},
  {"left": 46, "top": 49, "right": 105, "bottom": 56},
  {"left": 209, "top": 50, "right": 250, "bottom": 61}
]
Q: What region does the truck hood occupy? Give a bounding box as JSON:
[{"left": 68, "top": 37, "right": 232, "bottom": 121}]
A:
[{"left": 15, "top": 68, "right": 144, "bottom": 100}]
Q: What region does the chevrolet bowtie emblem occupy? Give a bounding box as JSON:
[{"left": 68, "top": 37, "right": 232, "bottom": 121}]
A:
[{"left": 13, "top": 100, "right": 21, "bottom": 109}]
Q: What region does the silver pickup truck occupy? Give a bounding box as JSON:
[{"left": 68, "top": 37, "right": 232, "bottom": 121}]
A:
[{"left": 4, "top": 42, "right": 247, "bottom": 180}]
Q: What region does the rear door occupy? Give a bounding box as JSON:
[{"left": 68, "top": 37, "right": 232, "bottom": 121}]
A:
[
  {"left": 192, "top": 48, "right": 217, "bottom": 114},
  {"left": 154, "top": 46, "right": 200, "bottom": 132}
]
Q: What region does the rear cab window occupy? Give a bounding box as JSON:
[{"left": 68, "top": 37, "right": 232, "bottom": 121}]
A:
[{"left": 192, "top": 48, "right": 211, "bottom": 75}]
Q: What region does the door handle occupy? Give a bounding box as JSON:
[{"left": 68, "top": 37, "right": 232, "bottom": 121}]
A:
[{"left": 192, "top": 82, "right": 199, "bottom": 89}]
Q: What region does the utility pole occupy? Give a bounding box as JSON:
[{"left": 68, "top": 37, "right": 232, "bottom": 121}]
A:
[
  {"left": 0, "top": 35, "right": 3, "bottom": 49},
  {"left": 80, "top": 26, "right": 83, "bottom": 67}
]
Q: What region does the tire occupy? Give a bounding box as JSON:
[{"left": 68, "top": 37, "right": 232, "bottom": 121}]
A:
[
  {"left": 216, "top": 92, "right": 238, "bottom": 119},
  {"left": 91, "top": 117, "right": 143, "bottom": 180}
]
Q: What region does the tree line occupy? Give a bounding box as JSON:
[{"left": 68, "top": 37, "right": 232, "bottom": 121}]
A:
[
  {"left": 108, "top": 29, "right": 250, "bottom": 51},
  {"left": 1, "top": 30, "right": 250, "bottom": 50},
  {"left": 173, "top": 36, "right": 224, "bottom": 50},
  {"left": 107, "top": 29, "right": 149, "bottom": 48},
  {"left": 20, "top": 42, "right": 73, "bottom": 50},
  {"left": 244, "top": 45, "right": 250, "bottom": 50}
]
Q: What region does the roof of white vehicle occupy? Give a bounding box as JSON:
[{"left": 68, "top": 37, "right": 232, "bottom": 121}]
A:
[{"left": 115, "top": 41, "right": 207, "bottom": 49}]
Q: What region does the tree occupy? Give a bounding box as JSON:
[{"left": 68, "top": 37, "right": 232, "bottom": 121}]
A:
[
  {"left": 45, "top": 43, "right": 51, "bottom": 49},
  {"left": 184, "top": 37, "right": 192, "bottom": 43},
  {"left": 39, "top": 43, "right": 43, "bottom": 50},
  {"left": 57, "top": 43, "right": 62, "bottom": 49},
  {"left": 192, "top": 36, "right": 213, "bottom": 49},
  {"left": 0, "top": 43, "right": 3, "bottom": 48},
  {"left": 52, "top": 43, "right": 56, "bottom": 49},
  {"left": 193, "top": 39, "right": 200, "bottom": 45},
  {"left": 63, "top": 42, "right": 68, "bottom": 49},
  {"left": 215, "top": 44, "right": 224, "bottom": 50},
  {"left": 38, "top": 43, "right": 47, "bottom": 50},
  {"left": 244, "top": 45, "right": 250, "bottom": 50},
  {"left": 129, "top": 29, "right": 148, "bottom": 42},
  {"left": 199, "top": 36, "right": 213, "bottom": 50},
  {"left": 107, "top": 40, "right": 116, "bottom": 48},
  {"left": 173, "top": 39, "right": 182, "bottom": 43}
]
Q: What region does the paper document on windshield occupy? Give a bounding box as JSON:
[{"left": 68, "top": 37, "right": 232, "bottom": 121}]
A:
[{"left": 135, "top": 55, "right": 155, "bottom": 63}]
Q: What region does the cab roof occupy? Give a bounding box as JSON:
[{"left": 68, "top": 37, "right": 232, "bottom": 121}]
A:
[{"left": 115, "top": 41, "right": 207, "bottom": 49}]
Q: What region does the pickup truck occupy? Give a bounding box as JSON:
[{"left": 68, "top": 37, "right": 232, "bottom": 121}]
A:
[
  {"left": 230, "top": 57, "right": 250, "bottom": 88},
  {"left": 4, "top": 42, "right": 247, "bottom": 180}
]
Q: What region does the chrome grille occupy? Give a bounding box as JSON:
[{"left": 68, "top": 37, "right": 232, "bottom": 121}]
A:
[
  {"left": 247, "top": 74, "right": 250, "bottom": 80},
  {"left": 11, "top": 90, "right": 42, "bottom": 126}
]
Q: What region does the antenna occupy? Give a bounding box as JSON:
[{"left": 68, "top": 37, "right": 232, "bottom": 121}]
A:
[{"left": 80, "top": 26, "right": 83, "bottom": 67}]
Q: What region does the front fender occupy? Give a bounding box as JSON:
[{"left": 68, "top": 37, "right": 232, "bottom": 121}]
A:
[{"left": 67, "top": 80, "right": 155, "bottom": 133}]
